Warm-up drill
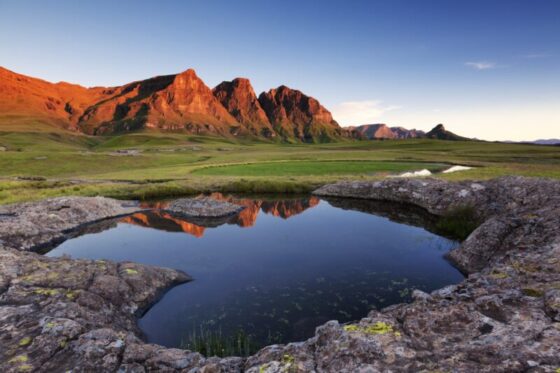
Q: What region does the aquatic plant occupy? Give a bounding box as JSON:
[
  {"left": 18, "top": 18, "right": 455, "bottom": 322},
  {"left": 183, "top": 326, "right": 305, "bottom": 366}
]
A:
[{"left": 181, "top": 326, "right": 257, "bottom": 357}]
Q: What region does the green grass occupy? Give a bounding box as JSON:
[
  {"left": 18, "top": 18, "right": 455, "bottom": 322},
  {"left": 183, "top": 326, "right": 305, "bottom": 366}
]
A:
[
  {"left": 1, "top": 129, "right": 559, "bottom": 204},
  {"left": 193, "top": 160, "right": 447, "bottom": 177}
]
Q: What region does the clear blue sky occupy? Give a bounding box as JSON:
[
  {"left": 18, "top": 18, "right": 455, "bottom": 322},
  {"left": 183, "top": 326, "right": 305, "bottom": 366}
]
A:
[{"left": 1, "top": 0, "right": 559, "bottom": 140}]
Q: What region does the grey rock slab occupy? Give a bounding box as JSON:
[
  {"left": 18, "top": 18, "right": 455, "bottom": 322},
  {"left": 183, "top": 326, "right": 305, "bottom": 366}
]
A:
[
  {"left": 1, "top": 178, "right": 560, "bottom": 371},
  {"left": 165, "top": 196, "right": 245, "bottom": 218}
]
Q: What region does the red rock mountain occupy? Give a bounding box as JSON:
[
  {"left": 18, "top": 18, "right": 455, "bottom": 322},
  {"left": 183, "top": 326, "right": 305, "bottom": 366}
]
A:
[
  {"left": 0, "top": 66, "right": 112, "bottom": 130},
  {"left": 258, "top": 86, "right": 347, "bottom": 142},
  {"left": 78, "top": 69, "right": 240, "bottom": 135},
  {"left": 212, "top": 78, "right": 275, "bottom": 138},
  {"left": 0, "top": 66, "right": 345, "bottom": 142}
]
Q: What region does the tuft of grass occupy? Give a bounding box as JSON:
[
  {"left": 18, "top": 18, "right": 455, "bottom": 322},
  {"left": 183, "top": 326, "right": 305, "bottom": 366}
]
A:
[
  {"left": 181, "top": 327, "right": 257, "bottom": 357},
  {"left": 435, "top": 205, "right": 480, "bottom": 240}
]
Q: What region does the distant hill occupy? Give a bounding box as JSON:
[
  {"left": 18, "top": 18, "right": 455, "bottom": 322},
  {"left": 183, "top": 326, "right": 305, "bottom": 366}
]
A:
[
  {"left": 531, "top": 139, "right": 560, "bottom": 145},
  {"left": 0, "top": 66, "right": 350, "bottom": 143},
  {"left": 349, "top": 123, "right": 425, "bottom": 139},
  {"left": 425, "top": 124, "right": 468, "bottom": 141},
  {"left": 350, "top": 123, "right": 466, "bottom": 141}
]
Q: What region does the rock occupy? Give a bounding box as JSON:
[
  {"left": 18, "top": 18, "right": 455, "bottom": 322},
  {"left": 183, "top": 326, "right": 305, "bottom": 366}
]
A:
[
  {"left": 165, "top": 196, "right": 245, "bottom": 219},
  {"left": 1, "top": 177, "right": 560, "bottom": 371},
  {"left": 108, "top": 149, "right": 141, "bottom": 156},
  {"left": 0, "top": 196, "right": 143, "bottom": 252}
]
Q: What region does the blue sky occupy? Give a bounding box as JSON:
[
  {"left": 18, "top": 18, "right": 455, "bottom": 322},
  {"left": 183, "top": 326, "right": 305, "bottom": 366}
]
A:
[{"left": 1, "top": 0, "right": 559, "bottom": 140}]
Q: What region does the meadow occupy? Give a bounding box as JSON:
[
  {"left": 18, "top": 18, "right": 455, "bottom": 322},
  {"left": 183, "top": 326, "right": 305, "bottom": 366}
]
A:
[{"left": 1, "top": 129, "right": 559, "bottom": 204}]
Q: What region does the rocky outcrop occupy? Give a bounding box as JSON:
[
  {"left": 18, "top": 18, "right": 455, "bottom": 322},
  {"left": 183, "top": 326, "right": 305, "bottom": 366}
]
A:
[
  {"left": 309, "top": 176, "right": 560, "bottom": 371},
  {"left": 213, "top": 78, "right": 275, "bottom": 138},
  {"left": 426, "top": 123, "right": 467, "bottom": 141},
  {"left": 166, "top": 196, "right": 244, "bottom": 218},
  {"left": 258, "top": 86, "right": 346, "bottom": 142},
  {"left": 2, "top": 177, "right": 560, "bottom": 372},
  {"left": 0, "top": 196, "right": 142, "bottom": 252}
]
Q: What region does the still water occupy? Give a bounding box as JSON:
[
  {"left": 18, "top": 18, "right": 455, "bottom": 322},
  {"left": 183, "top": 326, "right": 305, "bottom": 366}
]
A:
[{"left": 47, "top": 194, "right": 463, "bottom": 350}]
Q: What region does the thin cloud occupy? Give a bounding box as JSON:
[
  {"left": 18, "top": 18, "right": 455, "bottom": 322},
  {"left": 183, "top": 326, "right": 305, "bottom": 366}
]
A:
[
  {"left": 465, "top": 61, "right": 497, "bottom": 70},
  {"left": 332, "top": 100, "right": 401, "bottom": 126}
]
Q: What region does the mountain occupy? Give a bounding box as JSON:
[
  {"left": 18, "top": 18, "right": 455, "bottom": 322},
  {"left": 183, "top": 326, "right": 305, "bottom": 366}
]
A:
[
  {"left": 391, "top": 126, "right": 426, "bottom": 139},
  {"left": 79, "top": 69, "right": 240, "bottom": 135},
  {"left": 350, "top": 123, "right": 425, "bottom": 139},
  {"left": 350, "top": 124, "right": 395, "bottom": 139},
  {"left": 212, "top": 78, "right": 275, "bottom": 138},
  {"left": 258, "top": 86, "right": 347, "bottom": 142},
  {"left": 0, "top": 67, "right": 345, "bottom": 142},
  {"left": 531, "top": 139, "right": 560, "bottom": 145},
  {"left": 0, "top": 66, "right": 112, "bottom": 131},
  {"left": 425, "top": 124, "right": 467, "bottom": 141}
]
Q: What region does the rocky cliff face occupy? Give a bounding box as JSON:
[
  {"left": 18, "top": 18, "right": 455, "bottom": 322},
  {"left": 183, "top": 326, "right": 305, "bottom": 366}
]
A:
[
  {"left": 258, "top": 86, "right": 345, "bottom": 142},
  {"left": 212, "top": 78, "right": 275, "bottom": 138},
  {"left": 78, "top": 69, "right": 241, "bottom": 135},
  {"left": 0, "top": 67, "right": 346, "bottom": 142}
]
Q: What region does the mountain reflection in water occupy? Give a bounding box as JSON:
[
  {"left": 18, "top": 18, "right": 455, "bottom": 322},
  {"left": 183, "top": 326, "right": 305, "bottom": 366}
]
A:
[
  {"left": 120, "top": 194, "right": 321, "bottom": 237},
  {"left": 48, "top": 194, "right": 463, "bottom": 352}
]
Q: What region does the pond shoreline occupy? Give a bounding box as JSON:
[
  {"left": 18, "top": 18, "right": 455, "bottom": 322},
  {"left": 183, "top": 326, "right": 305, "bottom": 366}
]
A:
[{"left": 1, "top": 176, "right": 559, "bottom": 371}]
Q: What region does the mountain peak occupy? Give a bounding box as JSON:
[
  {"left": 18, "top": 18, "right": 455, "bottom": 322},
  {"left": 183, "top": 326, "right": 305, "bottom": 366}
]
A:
[
  {"left": 213, "top": 78, "right": 274, "bottom": 137},
  {"left": 426, "top": 123, "right": 466, "bottom": 141},
  {"left": 258, "top": 86, "right": 343, "bottom": 142},
  {"left": 177, "top": 68, "right": 198, "bottom": 77}
]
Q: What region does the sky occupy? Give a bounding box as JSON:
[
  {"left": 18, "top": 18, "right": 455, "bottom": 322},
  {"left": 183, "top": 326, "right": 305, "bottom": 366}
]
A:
[{"left": 0, "top": 0, "right": 559, "bottom": 141}]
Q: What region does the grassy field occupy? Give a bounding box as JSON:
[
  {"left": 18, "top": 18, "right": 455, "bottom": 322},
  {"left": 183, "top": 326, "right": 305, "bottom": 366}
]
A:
[{"left": 1, "top": 129, "right": 559, "bottom": 204}]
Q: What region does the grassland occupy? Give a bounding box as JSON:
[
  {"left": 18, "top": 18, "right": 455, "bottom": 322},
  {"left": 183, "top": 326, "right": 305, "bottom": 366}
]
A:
[{"left": 1, "top": 129, "right": 559, "bottom": 204}]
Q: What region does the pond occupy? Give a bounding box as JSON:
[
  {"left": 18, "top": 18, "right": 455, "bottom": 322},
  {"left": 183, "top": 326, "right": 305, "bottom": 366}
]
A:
[{"left": 47, "top": 194, "right": 463, "bottom": 355}]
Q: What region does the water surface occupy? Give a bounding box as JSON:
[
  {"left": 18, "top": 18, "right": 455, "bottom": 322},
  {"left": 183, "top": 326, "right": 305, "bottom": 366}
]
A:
[{"left": 47, "top": 194, "right": 463, "bottom": 350}]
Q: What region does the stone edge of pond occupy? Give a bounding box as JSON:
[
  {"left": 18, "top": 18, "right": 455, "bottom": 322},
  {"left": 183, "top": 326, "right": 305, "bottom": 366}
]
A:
[{"left": 0, "top": 178, "right": 559, "bottom": 372}]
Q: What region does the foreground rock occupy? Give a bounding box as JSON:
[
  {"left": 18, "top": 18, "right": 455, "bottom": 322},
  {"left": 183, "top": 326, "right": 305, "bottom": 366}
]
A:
[
  {"left": 0, "top": 197, "right": 142, "bottom": 252},
  {"left": 166, "top": 196, "right": 245, "bottom": 219},
  {"left": 1, "top": 177, "right": 560, "bottom": 372}
]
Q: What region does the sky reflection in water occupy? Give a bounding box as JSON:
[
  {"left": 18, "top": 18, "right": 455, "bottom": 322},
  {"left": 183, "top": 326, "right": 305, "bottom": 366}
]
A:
[{"left": 47, "top": 195, "right": 463, "bottom": 349}]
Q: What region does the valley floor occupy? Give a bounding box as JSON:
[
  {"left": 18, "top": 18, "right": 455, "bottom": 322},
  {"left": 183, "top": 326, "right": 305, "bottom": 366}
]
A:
[{"left": 1, "top": 130, "right": 560, "bottom": 204}]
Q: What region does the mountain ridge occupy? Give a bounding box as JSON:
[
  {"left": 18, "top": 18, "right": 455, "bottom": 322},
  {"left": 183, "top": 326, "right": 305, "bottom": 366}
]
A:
[{"left": 0, "top": 67, "right": 349, "bottom": 143}]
